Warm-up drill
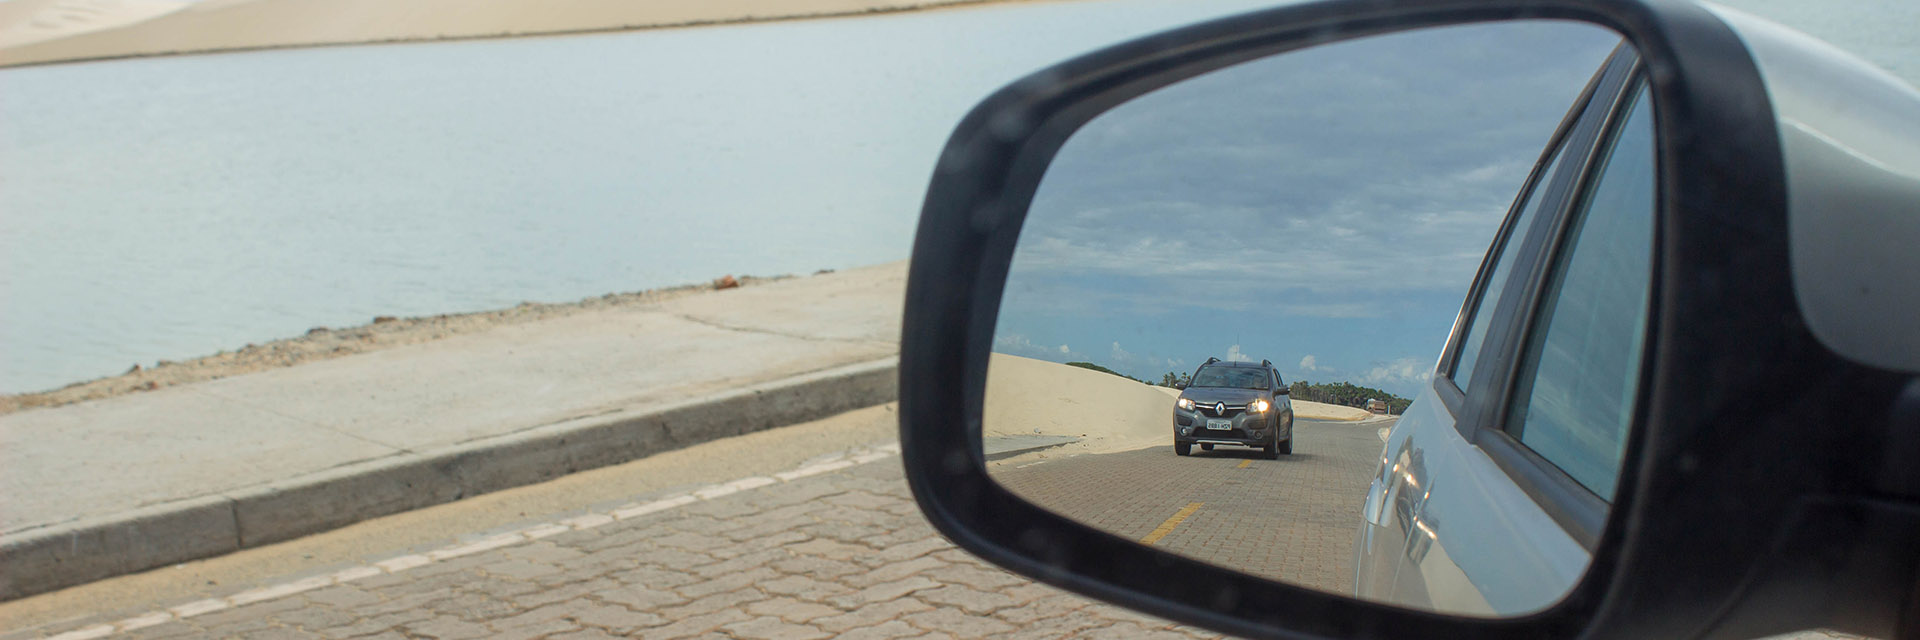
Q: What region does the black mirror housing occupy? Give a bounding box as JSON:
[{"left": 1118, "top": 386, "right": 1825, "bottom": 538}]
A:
[{"left": 897, "top": 0, "right": 1920, "bottom": 638}]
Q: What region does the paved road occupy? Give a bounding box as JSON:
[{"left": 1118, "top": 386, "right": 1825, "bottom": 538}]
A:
[
  {"left": 0, "top": 405, "right": 1221, "bottom": 640},
  {"left": 3, "top": 406, "right": 1854, "bottom": 640},
  {"left": 992, "top": 419, "right": 1390, "bottom": 594}
]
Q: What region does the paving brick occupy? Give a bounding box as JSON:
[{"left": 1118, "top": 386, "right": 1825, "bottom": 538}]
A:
[
  {"left": 658, "top": 588, "right": 768, "bottom": 619},
  {"left": 674, "top": 567, "right": 780, "bottom": 599},
  {"left": 301, "top": 585, "right": 382, "bottom": 609},
  {"left": 902, "top": 606, "right": 1016, "bottom": 638},
  {"left": 812, "top": 597, "right": 934, "bottom": 633},
  {"left": 425, "top": 591, "right": 519, "bottom": 621},
  {"left": 846, "top": 556, "right": 946, "bottom": 587},
  {"left": 837, "top": 620, "right": 924, "bottom": 640},
  {"left": 400, "top": 614, "right": 493, "bottom": 639},
  {"left": 267, "top": 604, "right": 361, "bottom": 631},
  {"left": 722, "top": 615, "right": 832, "bottom": 640},
  {"left": 593, "top": 583, "right": 691, "bottom": 610},
  {"left": 757, "top": 574, "right": 853, "bottom": 602},
  {"left": 916, "top": 585, "right": 1017, "bottom": 615},
  {"left": 548, "top": 628, "right": 623, "bottom": 640},
  {"left": 634, "top": 609, "right": 752, "bottom": 640},
  {"left": 569, "top": 602, "right": 665, "bottom": 634},
  {"left": 511, "top": 577, "right": 622, "bottom": 609},
  {"left": 744, "top": 597, "right": 843, "bottom": 623},
  {"left": 865, "top": 537, "right": 953, "bottom": 565},
  {"left": 486, "top": 619, "right": 583, "bottom": 640},
  {"left": 828, "top": 577, "right": 941, "bottom": 608}
]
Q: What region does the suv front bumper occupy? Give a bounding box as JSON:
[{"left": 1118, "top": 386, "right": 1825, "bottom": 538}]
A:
[{"left": 1174, "top": 408, "right": 1280, "bottom": 446}]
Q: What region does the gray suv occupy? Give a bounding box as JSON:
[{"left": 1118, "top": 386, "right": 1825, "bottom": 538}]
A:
[{"left": 1172, "top": 358, "right": 1294, "bottom": 458}]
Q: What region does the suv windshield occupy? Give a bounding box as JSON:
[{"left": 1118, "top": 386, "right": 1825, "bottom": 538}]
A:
[{"left": 1190, "top": 366, "right": 1269, "bottom": 390}]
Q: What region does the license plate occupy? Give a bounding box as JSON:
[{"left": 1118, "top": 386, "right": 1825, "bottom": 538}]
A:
[{"left": 1206, "top": 419, "right": 1232, "bottom": 430}]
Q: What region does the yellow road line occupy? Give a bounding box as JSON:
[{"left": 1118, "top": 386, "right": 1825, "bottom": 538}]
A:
[
  {"left": 1140, "top": 502, "right": 1204, "bottom": 545},
  {"left": 1236, "top": 460, "right": 1252, "bottom": 469}
]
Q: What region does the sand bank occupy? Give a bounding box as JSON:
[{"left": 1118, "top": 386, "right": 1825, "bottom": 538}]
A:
[{"left": 0, "top": 0, "right": 1044, "bottom": 67}]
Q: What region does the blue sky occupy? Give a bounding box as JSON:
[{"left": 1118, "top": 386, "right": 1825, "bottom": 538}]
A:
[{"left": 992, "top": 20, "right": 1622, "bottom": 398}]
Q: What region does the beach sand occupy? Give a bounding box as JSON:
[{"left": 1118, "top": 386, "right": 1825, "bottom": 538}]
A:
[
  {"left": 0, "top": 0, "right": 1046, "bottom": 67},
  {"left": 984, "top": 353, "right": 1372, "bottom": 460}
]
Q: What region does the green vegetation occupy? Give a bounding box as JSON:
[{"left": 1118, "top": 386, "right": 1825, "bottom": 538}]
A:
[
  {"left": 1287, "top": 380, "right": 1412, "bottom": 414},
  {"left": 1065, "top": 361, "right": 1149, "bottom": 384},
  {"left": 1151, "top": 368, "right": 1412, "bottom": 414}
]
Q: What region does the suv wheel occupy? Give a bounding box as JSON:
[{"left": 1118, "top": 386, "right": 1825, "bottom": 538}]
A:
[
  {"left": 1175, "top": 443, "right": 1191, "bottom": 456},
  {"left": 1262, "top": 440, "right": 1280, "bottom": 460},
  {"left": 1278, "top": 438, "right": 1293, "bottom": 455}
]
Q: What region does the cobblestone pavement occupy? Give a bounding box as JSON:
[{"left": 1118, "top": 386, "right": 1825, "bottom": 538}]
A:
[
  {"left": 12, "top": 442, "right": 1225, "bottom": 640},
  {"left": 991, "top": 419, "right": 1385, "bottom": 594}
]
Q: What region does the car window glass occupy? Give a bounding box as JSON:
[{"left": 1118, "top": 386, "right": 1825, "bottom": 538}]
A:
[
  {"left": 1451, "top": 142, "right": 1570, "bottom": 391},
  {"left": 1191, "top": 367, "right": 1268, "bottom": 389},
  {"left": 1506, "top": 85, "right": 1655, "bottom": 501}
]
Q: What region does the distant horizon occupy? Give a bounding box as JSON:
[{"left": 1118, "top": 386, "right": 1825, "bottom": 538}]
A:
[{"left": 1054, "top": 356, "right": 1420, "bottom": 401}]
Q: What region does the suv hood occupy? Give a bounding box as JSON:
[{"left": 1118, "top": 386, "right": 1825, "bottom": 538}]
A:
[{"left": 1179, "top": 387, "right": 1265, "bottom": 404}]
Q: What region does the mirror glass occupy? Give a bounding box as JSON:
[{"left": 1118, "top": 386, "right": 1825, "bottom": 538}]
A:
[{"left": 983, "top": 20, "right": 1644, "bottom": 618}]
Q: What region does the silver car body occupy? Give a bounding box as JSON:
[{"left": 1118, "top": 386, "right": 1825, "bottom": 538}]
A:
[{"left": 1351, "top": 4, "right": 1920, "bottom": 616}]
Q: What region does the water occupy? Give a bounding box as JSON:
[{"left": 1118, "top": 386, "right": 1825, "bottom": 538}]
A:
[
  {"left": 0, "top": 0, "right": 1277, "bottom": 393},
  {"left": 0, "top": 0, "right": 1910, "bottom": 394}
]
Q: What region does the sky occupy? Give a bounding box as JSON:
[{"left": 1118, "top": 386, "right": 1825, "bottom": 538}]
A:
[{"left": 991, "top": 20, "right": 1622, "bottom": 398}]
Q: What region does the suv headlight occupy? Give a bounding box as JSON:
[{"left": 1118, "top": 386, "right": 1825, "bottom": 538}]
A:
[
  {"left": 1177, "top": 398, "right": 1195, "bottom": 411},
  {"left": 1248, "top": 398, "right": 1270, "bottom": 413}
]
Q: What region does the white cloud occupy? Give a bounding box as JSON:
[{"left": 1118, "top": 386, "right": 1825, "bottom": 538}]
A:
[
  {"left": 1359, "top": 357, "right": 1434, "bottom": 385},
  {"left": 994, "top": 333, "right": 1077, "bottom": 361},
  {"left": 1225, "top": 345, "right": 1252, "bottom": 362},
  {"left": 1299, "top": 355, "right": 1319, "bottom": 372},
  {"left": 1110, "top": 341, "right": 1132, "bottom": 362}
]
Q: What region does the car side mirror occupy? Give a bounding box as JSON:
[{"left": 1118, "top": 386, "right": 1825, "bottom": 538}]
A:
[
  {"left": 897, "top": 0, "right": 1920, "bottom": 639},
  {"left": 1276, "top": 387, "right": 1289, "bottom": 396}
]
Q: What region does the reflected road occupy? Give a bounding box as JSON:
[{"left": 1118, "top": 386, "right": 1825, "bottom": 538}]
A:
[{"left": 994, "top": 418, "right": 1391, "bottom": 594}]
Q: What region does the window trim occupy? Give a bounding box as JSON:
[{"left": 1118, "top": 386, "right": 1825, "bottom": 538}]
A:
[
  {"left": 1434, "top": 47, "right": 1622, "bottom": 421},
  {"left": 1438, "top": 46, "right": 1637, "bottom": 434},
  {"left": 1477, "top": 67, "right": 1657, "bottom": 549}
]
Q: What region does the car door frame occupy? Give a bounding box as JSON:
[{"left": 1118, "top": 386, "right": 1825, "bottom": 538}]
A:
[{"left": 1430, "top": 47, "right": 1650, "bottom": 550}]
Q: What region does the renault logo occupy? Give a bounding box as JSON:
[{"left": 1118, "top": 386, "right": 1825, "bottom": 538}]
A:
[{"left": 1214, "top": 402, "right": 1227, "bottom": 414}]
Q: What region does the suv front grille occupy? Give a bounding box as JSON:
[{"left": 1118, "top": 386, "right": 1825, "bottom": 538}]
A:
[{"left": 1197, "top": 405, "right": 1245, "bottom": 418}]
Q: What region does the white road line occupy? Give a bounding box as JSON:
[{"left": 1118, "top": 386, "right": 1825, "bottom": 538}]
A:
[{"left": 46, "top": 441, "right": 902, "bottom": 639}]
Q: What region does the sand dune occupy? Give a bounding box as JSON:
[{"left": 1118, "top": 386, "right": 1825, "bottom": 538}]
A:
[
  {"left": 0, "top": 0, "right": 1030, "bottom": 67},
  {"left": 984, "top": 353, "right": 1182, "bottom": 454},
  {"left": 0, "top": 0, "right": 189, "bottom": 49},
  {"left": 984, "top": 353, "right": 1375, "bottom": 457}
]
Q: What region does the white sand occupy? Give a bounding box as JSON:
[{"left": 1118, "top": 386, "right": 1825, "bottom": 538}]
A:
[
  {"left": 0, "top": 0, "right": 191, "bottom": 50},
  {"left": 0, "top": 0, "right": 1035, "bottom": 67},
  {"left": 983, "top": 353, "right": 1376, "bottom": 460},
  {"left": 984, "top": 353, "right": 1183, "bottom": 456}
]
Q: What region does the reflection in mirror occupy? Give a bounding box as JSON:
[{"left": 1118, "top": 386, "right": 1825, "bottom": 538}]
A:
[{"left": 982, "top": 21, "right": 1636, "bottom": 618}]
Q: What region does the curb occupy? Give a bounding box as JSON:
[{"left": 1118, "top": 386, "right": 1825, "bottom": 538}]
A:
[{"left": 0, "top": 357, "right": 899, "bottom": 602}]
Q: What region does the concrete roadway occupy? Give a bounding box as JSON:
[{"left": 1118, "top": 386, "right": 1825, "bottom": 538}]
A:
[{"left": 993, "top": 418, "right": 1391, "bottom": 595}]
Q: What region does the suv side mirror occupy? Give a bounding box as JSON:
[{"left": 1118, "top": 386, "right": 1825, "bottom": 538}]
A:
[
  {"left": 1276, "top": 387, "right": 1289, "bottom": 396},
  {"left": 897, "top": 0, "right": 1920, "bottom": 639}
]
